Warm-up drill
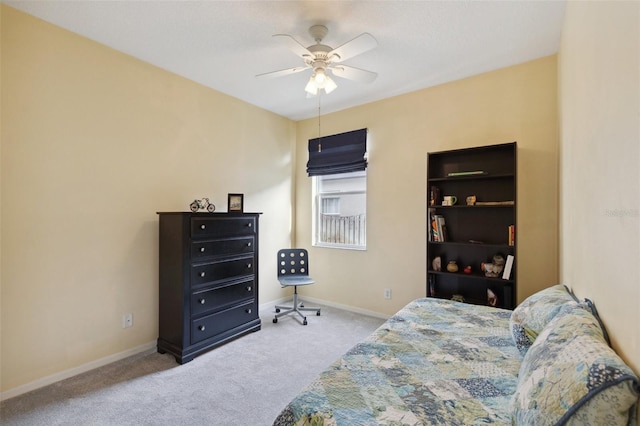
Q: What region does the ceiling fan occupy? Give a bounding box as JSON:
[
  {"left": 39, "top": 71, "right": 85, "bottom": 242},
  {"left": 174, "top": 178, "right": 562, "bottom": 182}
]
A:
[{"left": 256, "top": 25, "right": 378, "bottom": 96}]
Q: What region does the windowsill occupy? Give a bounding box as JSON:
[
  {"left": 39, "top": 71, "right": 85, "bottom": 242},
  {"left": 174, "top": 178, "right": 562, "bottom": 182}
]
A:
[{"left": 313, "top": 242, "right": 367, "bottom": 251}]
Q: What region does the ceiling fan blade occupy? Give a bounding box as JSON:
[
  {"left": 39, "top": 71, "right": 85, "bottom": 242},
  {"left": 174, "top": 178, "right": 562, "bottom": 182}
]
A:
[
  {"left": 273, "top": 34, "right": 314, "bottom": 59},
  {"left": 256, "top": 66, "right": 310, "bottom": 80},
  {"left": 330, "top": 65, "right": 377, "bottom": 83},
  {"left": 328, "top": 33, "right": 377, "bottom": 63}
]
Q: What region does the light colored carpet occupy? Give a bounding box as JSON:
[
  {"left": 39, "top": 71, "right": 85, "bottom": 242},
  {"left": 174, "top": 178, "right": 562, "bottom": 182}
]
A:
[{"left": 0, "top": 303, "right": 385, "bottom": 425}]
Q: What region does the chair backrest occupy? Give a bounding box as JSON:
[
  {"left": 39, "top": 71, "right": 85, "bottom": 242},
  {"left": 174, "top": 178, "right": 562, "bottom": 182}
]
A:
[{"left": 277, "top": 249, "right": 310, "bottom": 278}]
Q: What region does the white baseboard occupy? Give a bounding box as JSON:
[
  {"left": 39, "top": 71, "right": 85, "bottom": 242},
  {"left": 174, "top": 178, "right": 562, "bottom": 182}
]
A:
[
  {"left": 0, "top": 341, "right": 157, "bottom": 401},
  {"left": 259, "top": 296, "right": 389, "bottom": 320},
  {"left": 4, "top": 300, "right": 386, "bottom": 401}
]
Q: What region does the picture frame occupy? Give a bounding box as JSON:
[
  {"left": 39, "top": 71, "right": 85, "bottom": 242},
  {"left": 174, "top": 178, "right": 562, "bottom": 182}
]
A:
[{"left": 227, "top": 193, "right": 244, "bottom": 212}]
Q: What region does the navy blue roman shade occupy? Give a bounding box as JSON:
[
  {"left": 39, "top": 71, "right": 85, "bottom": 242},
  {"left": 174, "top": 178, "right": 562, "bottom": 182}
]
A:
[{"left": 306, "top": 128, "right": 368, "bottom": 176}]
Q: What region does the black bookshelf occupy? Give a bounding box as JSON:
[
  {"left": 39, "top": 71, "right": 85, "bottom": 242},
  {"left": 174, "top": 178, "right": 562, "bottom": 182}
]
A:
[{"left": 427, "top": 142, "right": 517, "bottom": 309}]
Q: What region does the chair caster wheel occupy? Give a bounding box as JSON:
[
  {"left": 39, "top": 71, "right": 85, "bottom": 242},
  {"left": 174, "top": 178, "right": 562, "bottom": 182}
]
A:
[
  {"left": 316, "top": 310, "right": 321, "bottom": 316},
  {"left": 303, "top": 318, "right": 308, "bottom": 325},
  {"left": 273, "top": 318, "right": 278, "bottom": 323},
  {"left": 275, "top": 308, "right": 280, "bottom": 313},
  {"left": 300, "top": 304, "right": 304, "bottom": 308}
]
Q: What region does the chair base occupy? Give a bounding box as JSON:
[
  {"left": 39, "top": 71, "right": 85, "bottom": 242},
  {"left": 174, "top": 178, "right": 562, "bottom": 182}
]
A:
[{"left": 273, "top": 286, "right": 321, "bottom": 325}]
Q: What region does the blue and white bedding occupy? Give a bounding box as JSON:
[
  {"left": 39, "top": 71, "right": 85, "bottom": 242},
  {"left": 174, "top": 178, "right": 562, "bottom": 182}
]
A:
[
  {"left": 273, "top": 285, "right": 640, "bottom": 426},
  {"left": 273, "top": 298, "right": 522, "bottom": 425}
]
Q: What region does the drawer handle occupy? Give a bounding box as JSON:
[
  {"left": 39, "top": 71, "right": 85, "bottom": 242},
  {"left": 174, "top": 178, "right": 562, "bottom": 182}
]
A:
[
  {"left": 200, "top": 247, "right": 205, "bottom": 253},
  {"left": 199, "top": 325, "right": 206, "bottom": 331},
  {"left": 246, "top": 242, "right": 252, "bottom": 247},
  {"left": 200, "top": 272, "right": 206, "bottom": 278},
  {"left": 199, "top": 298, "right": 206, "bottom": 304},
  {"left": 247, "top": 222, "right": 252, "bottom": 228},
  {"left": 246, "top": 286, "right": 252, "bottom": 292},
  {"left": 246, "top": 263, "right": 252, "bottom": 269},
  {"left": 200, "top": 224, "right": 206, "bottom": 230},
  {"left": 245, "top": 309, "right": 252, "bottom": 314}
]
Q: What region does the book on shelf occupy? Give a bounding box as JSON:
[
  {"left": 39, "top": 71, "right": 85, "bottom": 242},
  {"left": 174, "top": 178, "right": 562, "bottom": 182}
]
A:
[
  {"left": 429, "top": 213, "right": 447, "bottom": 242},
  {"left": 436, "top": 215, "right": 447, "bottom": 242},
  {"left": 429, "top": 209, "right": 447, "bottom": 243},
  {"left": 447, "top": 170, "right": 486, "bottom": 177},
  {"left": 508, "top": 225, "right": 515, "bottom": 246},
  {"left": 502, "top": 255, "right": 514, "bottom": 280},
  {"left": 475, "top": 200, "right": 515, "bottom": 206},
  {"left": 430, "top": 211, "right": 439, "bottom": 242}
]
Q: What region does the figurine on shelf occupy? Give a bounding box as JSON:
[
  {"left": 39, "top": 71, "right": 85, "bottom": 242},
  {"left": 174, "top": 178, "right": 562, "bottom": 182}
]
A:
[
  {"left": 487, "top": 289, "right": 498, "bottom": 307},
  {"left": 432, "top": 256, "right": 442, "bottom": 272},
  {"left": 451, "top": 294, "right": 465, "bottom": 303},
  {"left": 189, "top": 198, "right": 216, "bottom": 213},
  {"left": 481, "top": 254, "right": 505, "bottom": 277}
]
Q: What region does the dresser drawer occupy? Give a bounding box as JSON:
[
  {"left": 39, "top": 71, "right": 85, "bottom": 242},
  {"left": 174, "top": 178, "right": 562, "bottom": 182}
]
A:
[
  {"left": 191, "top": 301, "right": 257, "bottom": 344},
  {"left": 191, "top": 255, "right": 254, "bottom": 287},
  {"left": 191, "top": 217, "right": 256, "bottom": 239},
  {"left": 191, "top": 237, "right": 254, "bottom": 260},
  {"left": 191, "top": 279, "right": 255, "bottom": 316}
]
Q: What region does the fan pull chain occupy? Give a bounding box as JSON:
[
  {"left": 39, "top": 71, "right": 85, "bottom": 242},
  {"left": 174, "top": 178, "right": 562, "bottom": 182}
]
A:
[{"left": 317, "top": 92, "right": 322, "bottom": 152}]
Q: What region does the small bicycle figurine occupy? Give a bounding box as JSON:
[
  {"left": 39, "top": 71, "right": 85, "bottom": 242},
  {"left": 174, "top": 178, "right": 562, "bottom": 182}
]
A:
[{"left": 189, "top": 198, "right": 216, "bottom": 213}]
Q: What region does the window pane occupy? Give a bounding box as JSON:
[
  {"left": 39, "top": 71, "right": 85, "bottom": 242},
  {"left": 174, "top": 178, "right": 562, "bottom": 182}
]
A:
[
  {"left": 321, "top": 197, "right": 340, "bottom": 215},
  {"left": 318, "top": 171, "right": 366, "bottom": 193},
  {"left": 314, "top": 171, "right": 366, "bottom": 249}
]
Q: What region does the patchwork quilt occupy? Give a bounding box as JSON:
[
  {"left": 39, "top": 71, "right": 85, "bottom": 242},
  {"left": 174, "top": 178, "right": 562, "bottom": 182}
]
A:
[{"left": 273, "top": 298, "right": 522, "bottom": 425}]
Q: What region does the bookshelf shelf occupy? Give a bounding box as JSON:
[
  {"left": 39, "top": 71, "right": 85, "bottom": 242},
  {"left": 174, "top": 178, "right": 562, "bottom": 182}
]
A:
[
  {"left": 429, "top": 173, "right": 515, "bottom": 182},
  {"left": 427, "top": 142, "right": 517, "bottom": 309},
  {"left": 428, "top": 270, "right": 515, "bottom": 284},
  {"left": 430, "top": 241, "right": 513, "bottom": 249}
]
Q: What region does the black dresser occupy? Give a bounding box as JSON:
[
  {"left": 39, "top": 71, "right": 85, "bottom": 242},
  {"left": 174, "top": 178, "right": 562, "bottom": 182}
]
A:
[{"left": 157, "top": 212, "right": 261, "bottom": 364}]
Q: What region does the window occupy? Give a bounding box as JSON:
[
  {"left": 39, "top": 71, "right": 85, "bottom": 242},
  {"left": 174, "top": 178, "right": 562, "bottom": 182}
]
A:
[
  {"left": 313, "top": 170, "right": 366, "bottom": 249},
  {"left": 307, "top": 128, "right": 368, "bottom": 250}
]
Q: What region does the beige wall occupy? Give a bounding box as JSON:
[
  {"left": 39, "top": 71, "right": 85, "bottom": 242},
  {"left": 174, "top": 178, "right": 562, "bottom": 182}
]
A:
[
  {"left": 294, "top": 56, "right": 560, "bottom": 316},
  {"left": 2, "top": 4, "right": 571, "bottom": 399},
  {"left": 1, "top": 6, "right": 295, "bottom": 394},
  {"left": 559, "top": 0, "right": 639, "bottom": 376}
]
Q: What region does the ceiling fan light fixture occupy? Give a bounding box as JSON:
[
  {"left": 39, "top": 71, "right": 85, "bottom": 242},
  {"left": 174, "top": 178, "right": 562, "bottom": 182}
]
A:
[
  {"left": 305, "top": 68, "right": 337, "bottom": 95},
  {"left": 323, "top": 76, "right": 337, "bottom": 94},
  {"left": 314, "top": 68, "right": 327, "bottom": 85},
  {"left": 305, "top": 76, "right": 318, "bottom": 95}
]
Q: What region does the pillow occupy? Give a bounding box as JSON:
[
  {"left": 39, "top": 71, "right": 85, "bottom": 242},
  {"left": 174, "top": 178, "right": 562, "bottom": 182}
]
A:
[
  {"left": 510, "top": 284, "right": 578, "bottom": 354},
  {"left": 511, "top": 303, "right": 640, "bottom": 426},
  {"left": 583, "top": 298, "right": 612, "bottom": 346}
]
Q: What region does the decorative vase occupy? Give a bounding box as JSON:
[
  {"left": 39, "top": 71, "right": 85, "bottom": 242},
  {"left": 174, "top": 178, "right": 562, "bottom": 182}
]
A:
[{"left": 446, "top": 261, "right": 459, "bottom": 273}]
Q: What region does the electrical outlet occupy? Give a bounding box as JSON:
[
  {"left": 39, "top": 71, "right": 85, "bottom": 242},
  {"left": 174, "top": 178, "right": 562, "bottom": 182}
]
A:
[
  {"left": 122, "top": 313, "right": 133, "bottom": 329},
  {"left": 384, "top": 288, "right": 392, "bottom": 299}
]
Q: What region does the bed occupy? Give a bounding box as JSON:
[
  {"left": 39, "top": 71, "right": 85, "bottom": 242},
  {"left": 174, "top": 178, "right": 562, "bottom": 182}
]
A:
[{"left": 273, "top": 286, "right": 640, "bottom": 426}]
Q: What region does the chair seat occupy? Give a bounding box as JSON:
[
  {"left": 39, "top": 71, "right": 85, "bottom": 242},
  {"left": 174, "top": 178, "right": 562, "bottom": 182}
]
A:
[{"left": 278, "top": 276, "right": 315, "bottom": 287}]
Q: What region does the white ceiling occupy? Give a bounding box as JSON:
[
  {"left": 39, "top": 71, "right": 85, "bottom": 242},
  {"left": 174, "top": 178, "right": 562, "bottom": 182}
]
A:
[{"left": 5, "top": 0, "right": 566, "bottom": 121}]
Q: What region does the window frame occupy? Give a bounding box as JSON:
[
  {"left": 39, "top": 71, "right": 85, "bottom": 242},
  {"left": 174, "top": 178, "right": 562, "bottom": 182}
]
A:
[{"left": 312, "top": 171, "right": 367, "bottom": 251}]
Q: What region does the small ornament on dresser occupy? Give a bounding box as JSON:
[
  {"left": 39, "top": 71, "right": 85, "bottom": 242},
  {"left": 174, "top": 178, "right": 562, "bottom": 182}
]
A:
[
  {"left": 189, "top": 198, "right": 216, "bottom": 213},
  {"left": 446, "top": 260, "right": 459, "bottom": 273}
]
